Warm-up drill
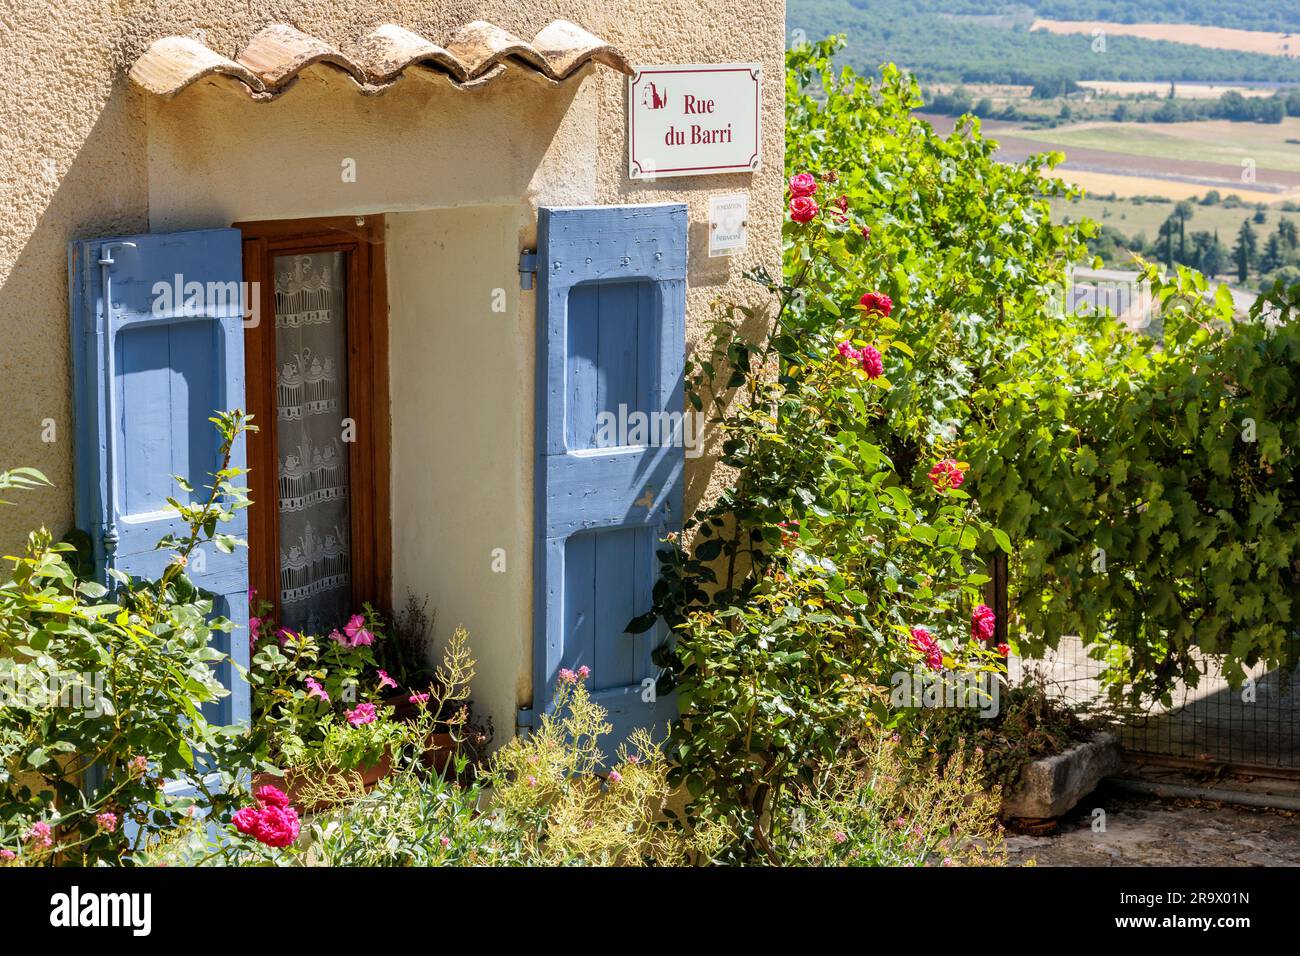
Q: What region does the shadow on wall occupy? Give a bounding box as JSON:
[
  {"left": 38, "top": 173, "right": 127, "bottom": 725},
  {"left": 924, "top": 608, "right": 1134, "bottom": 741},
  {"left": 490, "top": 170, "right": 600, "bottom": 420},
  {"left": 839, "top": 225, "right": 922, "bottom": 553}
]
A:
[
  {"left": 0, "top": 73, "right": 150, "bottom": 554},
  {"left": 0, "top": 60, "right": 595, "bottom": 556}
]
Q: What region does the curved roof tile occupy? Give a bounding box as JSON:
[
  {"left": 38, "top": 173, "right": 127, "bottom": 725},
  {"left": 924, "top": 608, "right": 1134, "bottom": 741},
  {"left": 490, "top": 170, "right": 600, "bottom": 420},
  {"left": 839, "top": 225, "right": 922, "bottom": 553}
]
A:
[{"left": 129, "top": 19, "right": 631, "bottom": 100}]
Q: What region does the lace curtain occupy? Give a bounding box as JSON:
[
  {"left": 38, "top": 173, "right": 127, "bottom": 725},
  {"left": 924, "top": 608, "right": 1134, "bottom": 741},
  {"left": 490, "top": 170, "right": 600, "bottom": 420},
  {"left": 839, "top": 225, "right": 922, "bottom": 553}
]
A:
[{"left": 274, "top": 252, "right": 351, "bottom": 633}]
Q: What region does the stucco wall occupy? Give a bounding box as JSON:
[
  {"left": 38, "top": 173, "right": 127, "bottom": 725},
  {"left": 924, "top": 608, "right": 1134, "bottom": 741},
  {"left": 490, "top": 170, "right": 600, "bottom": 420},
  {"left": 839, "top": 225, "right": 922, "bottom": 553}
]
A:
[{"left": 0, "top": 0, "right": 784, "bottom": 740}]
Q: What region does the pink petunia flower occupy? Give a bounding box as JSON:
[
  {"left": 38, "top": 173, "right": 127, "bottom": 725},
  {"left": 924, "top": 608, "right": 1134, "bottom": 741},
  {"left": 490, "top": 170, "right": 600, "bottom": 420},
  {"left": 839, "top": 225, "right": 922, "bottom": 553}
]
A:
[
  {"left": 409, "top": 692, "right": 430, "bottom": 705},
  {"left": 305, "top": 677, "right": 330, "bottom": 703},
  {"left": 377, "top": 669, "right": 398, "bottom": 691},
  {"left": 346, "top": 703, "right": 377, "bottom": 727},
  {"left": 342, "top": 614, "right": 374, "bottom": 647}
]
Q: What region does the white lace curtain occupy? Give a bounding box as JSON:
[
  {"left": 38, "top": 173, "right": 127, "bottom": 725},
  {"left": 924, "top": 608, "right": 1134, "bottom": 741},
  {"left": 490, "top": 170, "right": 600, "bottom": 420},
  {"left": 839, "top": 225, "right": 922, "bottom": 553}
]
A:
[{"left": 274, "top": 252, "right": 351, "bottom": 633}]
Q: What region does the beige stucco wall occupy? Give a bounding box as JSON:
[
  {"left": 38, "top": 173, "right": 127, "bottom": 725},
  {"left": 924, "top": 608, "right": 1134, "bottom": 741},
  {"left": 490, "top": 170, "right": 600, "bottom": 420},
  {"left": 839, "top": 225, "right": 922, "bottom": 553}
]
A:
[{"left": 0, "top": 0, "right": 784, "bottom": 741}]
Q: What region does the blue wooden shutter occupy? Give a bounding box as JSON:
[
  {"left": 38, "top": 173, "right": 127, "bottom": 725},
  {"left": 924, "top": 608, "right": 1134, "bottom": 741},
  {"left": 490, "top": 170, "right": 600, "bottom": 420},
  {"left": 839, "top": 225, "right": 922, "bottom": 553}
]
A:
[
  {"left": 68, "top": 229, "right": 250, "bottom": 727},
  {"left": 529, "top": 204, "right": 687, "bottom": 757}
]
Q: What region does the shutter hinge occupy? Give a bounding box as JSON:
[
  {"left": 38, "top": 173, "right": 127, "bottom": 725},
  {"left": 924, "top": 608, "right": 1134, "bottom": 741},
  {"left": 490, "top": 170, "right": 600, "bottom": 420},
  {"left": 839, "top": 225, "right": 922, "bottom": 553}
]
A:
[{"left": 518, "top": 249, "right": 538, "bottom": 290}]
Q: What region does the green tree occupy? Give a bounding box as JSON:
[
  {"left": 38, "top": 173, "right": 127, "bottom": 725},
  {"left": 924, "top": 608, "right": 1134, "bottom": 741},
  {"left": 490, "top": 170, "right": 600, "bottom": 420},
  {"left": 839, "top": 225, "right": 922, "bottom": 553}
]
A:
[{"left": 1233, "top": 219, "right": 1258, "bottom": 282}]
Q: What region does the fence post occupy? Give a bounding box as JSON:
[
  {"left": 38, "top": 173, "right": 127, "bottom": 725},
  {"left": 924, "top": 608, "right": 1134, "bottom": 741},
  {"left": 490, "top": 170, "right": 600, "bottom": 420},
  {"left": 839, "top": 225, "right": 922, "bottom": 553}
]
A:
[{"left": 984, "top": 551, "right": 1009, "bottom": 644}]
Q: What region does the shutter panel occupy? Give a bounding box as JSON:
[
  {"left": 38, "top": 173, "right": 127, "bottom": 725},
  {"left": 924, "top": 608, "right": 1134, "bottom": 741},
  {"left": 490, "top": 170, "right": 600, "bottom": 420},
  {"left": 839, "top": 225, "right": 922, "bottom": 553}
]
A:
[
  {"left": 530, "top": 204, "right": 687, "bottom": 757},
  {"left": 68, "top": 229, "right": 250, "bottom": 727}
]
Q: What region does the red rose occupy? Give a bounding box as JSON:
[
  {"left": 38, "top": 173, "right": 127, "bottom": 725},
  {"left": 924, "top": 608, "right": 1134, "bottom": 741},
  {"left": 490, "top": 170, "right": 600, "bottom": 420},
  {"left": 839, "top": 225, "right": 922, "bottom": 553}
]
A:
[
  {"left": 789, "top": 197, "right": 819, "bottom": 223},
  {"left": 861, "top": 226, "right": 872, "bottom": 241},
  {"left": 996, "top": 642, "right": 1010, "bottom": 657},
  {"left": 788, "top": 173, "right": 818, "bottom": 198},
  {"left": 858, "top": 291, "right": 893, "bottom": 316}
]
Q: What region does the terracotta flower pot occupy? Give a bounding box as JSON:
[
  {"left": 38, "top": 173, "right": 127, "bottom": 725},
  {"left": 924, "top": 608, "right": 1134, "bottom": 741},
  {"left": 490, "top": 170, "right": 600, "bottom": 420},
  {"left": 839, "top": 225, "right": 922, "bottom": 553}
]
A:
[{"left": 253, "top": 754, "right": 392, "bottom": 814}]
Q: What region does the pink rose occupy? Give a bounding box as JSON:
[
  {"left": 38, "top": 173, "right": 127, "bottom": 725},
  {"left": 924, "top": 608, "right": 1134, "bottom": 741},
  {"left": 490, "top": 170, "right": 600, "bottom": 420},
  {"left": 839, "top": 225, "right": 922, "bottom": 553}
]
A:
[
  {"left": 835, "top": 194, "right": 849, "bottom": 212},
  {"left": 971, "top": 604, "right": 997, "bottom": 643},
  {"left": 234, "top": 790, "right": 301, "bottom": 848},
  {"left": 252, "top": 805, "right": 300, "bottom": 848},
  {"left": 788, "top": 173, "right": 818, "bottom": 198},
  {"left": 858, "top": 291, "right": 893, "bottom": 316},
  {"left": 837, "top": 340, "right": 861, "bottom": 363},
  {"left": 346, "top": 703, "right": 377, "bottom": 727},
  {"left": 254, "top": 785, "right": 290, "bottom": 808},
  {"left": 858, "top": 345, "right": 883, "bottom": 379},
  {"left": 789, "top": 196, "right": 819, "bottom": 223},
  {"left": 927, "top": 458, "right": 966, "bottom": 493},
  {"left": 909, "top": 627, "right": 943, "bottom": 672}
]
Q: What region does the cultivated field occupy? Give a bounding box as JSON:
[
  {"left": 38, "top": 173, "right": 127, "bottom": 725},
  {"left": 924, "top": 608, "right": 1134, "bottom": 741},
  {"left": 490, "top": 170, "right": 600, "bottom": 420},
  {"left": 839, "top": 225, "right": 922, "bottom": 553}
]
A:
[
  {"left": 1051, "top": 194, "right": 1300, "bottom": 243},
  {"left": 1031, "top": 19, "right": 1300, "bottom": 58},
  {"left": 1049, "top": 169, "right": 1296, "bottom": 202},
  {"left": 1016, "top": 119, "right": 1300, "bottom": 176},
  {"left": 1077, "top": 80, "right": 1281, "bottom": 99}
]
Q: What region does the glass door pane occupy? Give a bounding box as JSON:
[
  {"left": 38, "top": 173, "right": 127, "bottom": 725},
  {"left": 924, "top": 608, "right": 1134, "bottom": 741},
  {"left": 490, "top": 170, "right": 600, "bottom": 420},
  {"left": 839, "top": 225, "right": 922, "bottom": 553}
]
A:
[{"left": 273, "top": 252, "right": 351, "bottom": 632}]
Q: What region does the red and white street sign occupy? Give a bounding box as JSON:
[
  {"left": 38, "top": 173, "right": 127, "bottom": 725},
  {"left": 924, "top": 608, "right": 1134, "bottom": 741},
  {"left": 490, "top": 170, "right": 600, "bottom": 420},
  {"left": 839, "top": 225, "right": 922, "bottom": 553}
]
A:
[{"left": 628, "top": 64, "right": 762, "bottom": 179}]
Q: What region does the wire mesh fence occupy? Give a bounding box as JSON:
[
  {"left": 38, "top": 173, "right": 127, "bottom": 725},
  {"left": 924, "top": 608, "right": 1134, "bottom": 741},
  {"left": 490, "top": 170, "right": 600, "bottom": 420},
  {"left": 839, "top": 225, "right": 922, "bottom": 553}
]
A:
[{"left": 1013, "top": 636, "right": 1300, "bottom": 772}]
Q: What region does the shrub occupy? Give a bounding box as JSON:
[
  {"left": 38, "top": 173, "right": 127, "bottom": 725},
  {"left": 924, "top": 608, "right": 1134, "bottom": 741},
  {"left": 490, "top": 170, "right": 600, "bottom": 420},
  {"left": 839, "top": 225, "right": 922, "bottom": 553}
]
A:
[{"left": 0, "top": 414, "right": 257, "bottom": 865}]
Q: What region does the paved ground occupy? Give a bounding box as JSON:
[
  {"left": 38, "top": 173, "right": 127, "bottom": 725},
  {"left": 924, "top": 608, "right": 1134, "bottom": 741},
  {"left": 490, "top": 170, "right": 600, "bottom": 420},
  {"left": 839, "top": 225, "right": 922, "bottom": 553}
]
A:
[{"left": 1005, "top": 781, "right": 1300, "bottom": 866}]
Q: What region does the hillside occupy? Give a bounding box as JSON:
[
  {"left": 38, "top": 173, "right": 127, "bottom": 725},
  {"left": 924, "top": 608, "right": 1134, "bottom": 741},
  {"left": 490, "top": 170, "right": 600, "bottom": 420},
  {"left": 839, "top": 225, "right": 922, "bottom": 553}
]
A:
[{"left": 789, "top": 0, "right": 1300, "bottom": 83}]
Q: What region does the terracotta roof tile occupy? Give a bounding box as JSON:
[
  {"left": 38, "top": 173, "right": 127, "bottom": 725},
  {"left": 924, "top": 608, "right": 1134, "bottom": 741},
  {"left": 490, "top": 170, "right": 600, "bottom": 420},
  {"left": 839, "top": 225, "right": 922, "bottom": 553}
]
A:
[{"left": 128, "top": 19, "right": 631, "bottom": 100}]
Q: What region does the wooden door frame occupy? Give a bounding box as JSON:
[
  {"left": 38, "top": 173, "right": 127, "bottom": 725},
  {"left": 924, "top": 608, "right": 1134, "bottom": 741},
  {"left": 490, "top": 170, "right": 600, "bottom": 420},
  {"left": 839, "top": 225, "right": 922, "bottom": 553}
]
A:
[{"left": 237, "top": 215, "right": 392, "bottom": 624}]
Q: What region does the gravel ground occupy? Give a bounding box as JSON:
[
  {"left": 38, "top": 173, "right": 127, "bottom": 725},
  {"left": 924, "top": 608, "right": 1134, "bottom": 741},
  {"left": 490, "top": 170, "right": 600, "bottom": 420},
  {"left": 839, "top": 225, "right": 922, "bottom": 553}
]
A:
[{"left": 1004, "top": 781, "right": 1300, "bottom": 867}]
